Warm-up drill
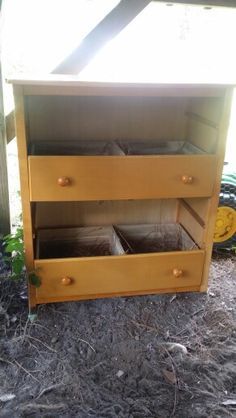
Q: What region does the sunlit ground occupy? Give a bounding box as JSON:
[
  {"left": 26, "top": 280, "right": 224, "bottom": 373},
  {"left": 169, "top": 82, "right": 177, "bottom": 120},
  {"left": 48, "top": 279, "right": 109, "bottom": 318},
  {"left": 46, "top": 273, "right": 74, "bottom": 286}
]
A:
[{"left": 1, "top": 0, "right": 236, "bottom": 226}]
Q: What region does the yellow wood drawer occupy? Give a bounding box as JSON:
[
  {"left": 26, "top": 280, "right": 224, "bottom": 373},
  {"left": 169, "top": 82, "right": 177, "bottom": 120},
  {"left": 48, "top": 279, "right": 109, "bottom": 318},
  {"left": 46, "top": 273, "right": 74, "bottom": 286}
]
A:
[
  {"left": 28, "top": 155, "right": 216, "bottom": 201},
  {"left": 35, "top": 250, "right": 204, "bottom": 303}
]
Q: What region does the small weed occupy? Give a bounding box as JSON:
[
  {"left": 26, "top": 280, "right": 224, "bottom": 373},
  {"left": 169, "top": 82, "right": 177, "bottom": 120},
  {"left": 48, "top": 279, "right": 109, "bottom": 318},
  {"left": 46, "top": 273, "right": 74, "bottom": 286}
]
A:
[{"left": 3, "top": 228, "right": 41, "bottom": 287}]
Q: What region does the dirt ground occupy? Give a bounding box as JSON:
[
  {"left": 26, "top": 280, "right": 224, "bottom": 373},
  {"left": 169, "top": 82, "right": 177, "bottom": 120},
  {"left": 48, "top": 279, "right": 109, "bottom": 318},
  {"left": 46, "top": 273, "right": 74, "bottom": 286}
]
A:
[{"left": 0, "top": 253, "right": 236, "bottom": 418}]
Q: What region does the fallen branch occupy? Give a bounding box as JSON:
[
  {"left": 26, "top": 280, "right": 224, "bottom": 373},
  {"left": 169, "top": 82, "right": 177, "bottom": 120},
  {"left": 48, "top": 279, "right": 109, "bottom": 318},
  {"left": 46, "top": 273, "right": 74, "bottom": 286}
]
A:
[{"left": 18, "top": 402, "right": 66, "bottom": 411}]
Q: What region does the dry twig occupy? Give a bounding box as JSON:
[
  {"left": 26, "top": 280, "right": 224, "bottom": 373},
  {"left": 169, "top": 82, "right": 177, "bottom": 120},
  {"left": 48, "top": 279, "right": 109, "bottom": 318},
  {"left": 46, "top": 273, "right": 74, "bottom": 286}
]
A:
[
  {"left": 36, "top": 383, "right": 63, "bottom": 400},
  {"left": 14, "top": 360, "right": 40, "bottom": 383},
  {"left": 162, "top": 347, "right": 178, "bottom": 417},
  {"left": 131, "top": 319, "right": 159, "bottom": 334}
]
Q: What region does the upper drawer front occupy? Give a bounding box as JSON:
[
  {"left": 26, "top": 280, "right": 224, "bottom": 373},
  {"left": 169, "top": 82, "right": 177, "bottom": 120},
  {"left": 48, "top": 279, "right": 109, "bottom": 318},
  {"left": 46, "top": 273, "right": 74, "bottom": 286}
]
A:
[
  {"left": 35, "top": 250, "right": 204, "bottom": 303},
  {"left": 28, "top": 155, "right": 216, "bottom": 201}
]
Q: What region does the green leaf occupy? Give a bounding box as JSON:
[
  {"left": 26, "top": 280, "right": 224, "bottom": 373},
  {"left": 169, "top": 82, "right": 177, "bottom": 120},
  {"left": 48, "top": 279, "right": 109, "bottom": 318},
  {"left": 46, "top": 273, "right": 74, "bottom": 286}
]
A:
[
  {"left": 5, "top": 241, "right": 24, "bottom": 253},
  {"left": 3, "top": 233, "right": 12, "bottom": 240},
  {"left": 10, "top": 273, "right": 19, "bottom": 280},
  {"left": 12, "top": 257, "right": 24, "bottom": 276},
  {"left": 2, "top": 226, "right": 26, "bottom": 281},
  {"left": 29, "top": 273, "right": 41, "bottom": 288},
  {"left": 5, "top": 243, "right": 14, "bottom": 252},
  {"left": 14, "top": 229, "right": 23, "bottom": 239}
]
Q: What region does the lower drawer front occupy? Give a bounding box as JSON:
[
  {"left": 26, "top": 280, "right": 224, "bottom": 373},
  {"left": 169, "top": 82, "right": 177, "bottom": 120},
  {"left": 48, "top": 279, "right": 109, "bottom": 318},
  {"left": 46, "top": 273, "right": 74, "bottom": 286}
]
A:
[{"left": 35, "top": 251, "right": 204, "bottom": 303}]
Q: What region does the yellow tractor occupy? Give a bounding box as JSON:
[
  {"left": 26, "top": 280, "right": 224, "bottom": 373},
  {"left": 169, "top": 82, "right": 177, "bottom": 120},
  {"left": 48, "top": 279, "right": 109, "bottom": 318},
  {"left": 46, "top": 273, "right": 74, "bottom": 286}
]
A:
[{"left": 214, "top": 170, "right": 236, "bottom": 250}]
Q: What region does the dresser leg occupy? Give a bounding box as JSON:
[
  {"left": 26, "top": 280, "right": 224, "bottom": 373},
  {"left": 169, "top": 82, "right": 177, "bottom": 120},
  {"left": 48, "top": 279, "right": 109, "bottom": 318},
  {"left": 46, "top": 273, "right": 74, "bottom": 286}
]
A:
[{"left": 28, "top": 307, "right": 38, "bottom": 322}]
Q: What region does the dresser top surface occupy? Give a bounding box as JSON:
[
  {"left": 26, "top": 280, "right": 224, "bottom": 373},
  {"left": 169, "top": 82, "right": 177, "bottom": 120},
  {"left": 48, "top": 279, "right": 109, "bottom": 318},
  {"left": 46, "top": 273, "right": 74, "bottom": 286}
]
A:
[
  {"left": 8, "top": 74, "right": 235, "bottom": 87},
  {"left": 8, "top": 76, "right": 235, "bottom": 98}
]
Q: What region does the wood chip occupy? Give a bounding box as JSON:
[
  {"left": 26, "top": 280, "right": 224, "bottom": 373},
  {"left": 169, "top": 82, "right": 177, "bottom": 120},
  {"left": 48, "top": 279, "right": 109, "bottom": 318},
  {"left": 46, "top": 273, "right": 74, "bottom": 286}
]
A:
[
  {"left": 166, "top": 343, "right": 188, "bottom": 354},
  {"left": 116, "top": 370, "right": 124, "bottom": 378},
  {"left": 162, "top": 369, "right": 177, "bottom": 384},
  {"left": 222, "top": 400, "right": 236, "bottom": 406},
  {"left": 0, "top": 394, "right": 16, "bottom": 402}
]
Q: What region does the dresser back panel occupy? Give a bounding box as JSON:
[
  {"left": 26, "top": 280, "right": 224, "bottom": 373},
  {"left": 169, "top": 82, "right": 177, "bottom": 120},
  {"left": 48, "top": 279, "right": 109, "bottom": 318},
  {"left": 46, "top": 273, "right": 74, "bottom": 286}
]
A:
[
  {"left": 25, "top": 96, "right": 188, "bottom": 142},
  {"left": 34, "top": 199, "right": 178, "bottom": 229}
]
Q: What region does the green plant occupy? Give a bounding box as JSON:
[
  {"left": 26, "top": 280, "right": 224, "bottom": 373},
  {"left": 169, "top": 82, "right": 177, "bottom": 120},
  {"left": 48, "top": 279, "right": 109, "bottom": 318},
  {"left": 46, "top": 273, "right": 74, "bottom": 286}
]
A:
[
  {"left": 3, "top": 228, "right": 41, "bottom": 287},
  {"left": 3, "top": 228, "right": 24, "bottom": 279}
]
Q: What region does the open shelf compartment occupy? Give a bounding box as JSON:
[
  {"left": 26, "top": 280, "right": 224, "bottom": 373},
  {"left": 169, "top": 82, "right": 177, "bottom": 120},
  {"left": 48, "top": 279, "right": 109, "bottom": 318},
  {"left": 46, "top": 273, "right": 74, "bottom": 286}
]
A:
[
  {"left": 117, "top": 140, "right": 205, "bottom": 155},
  {"left": 29, "top": 139, "right": 205, "bottom": 156},
  {"left": 30, "top": 140, "right": 124, "bottom": 156},
  {"left": 35, "top": 222, "right": 198, "bottom": 260},
  {"left": 36, "top": 226, "right": 124, "bottom": 259},
  {"left": 114, "top": 223, "right": 198, "bottom": 254},
  {"left": 34, "top": 217, "right": 204, "bottom": 303}
]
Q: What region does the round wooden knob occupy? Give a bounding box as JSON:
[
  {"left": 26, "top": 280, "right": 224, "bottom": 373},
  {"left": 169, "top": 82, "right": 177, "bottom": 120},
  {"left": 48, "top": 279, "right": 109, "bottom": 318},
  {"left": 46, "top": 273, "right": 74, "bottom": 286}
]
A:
[
  {"left": 61, "top": 276, "right": 73, "bottom": 286},
  {"left": 58, "top": 177, "right": 70, "bottom": 187},
  {"left": 181, "top": 175, "right": 193, "bottom": 184},
  {"left": 173, "top": 268, "right": 183, "bottom": 278}
]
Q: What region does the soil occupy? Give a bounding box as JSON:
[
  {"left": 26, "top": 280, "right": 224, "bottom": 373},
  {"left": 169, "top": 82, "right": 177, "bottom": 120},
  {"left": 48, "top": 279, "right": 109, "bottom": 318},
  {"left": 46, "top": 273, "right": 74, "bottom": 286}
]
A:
[
  {"left": 121, "top": 238, "right": 181, "bottom": 254},
  {"left": 0, "top": 253, "right": 236, "bottom": 418}
]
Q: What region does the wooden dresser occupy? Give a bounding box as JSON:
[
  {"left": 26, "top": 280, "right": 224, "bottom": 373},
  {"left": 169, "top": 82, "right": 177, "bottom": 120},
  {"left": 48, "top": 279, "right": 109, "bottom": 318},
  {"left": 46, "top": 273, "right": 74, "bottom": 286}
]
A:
[{"left": 11, "top": 78, "right": 233, "bottom": 309}]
